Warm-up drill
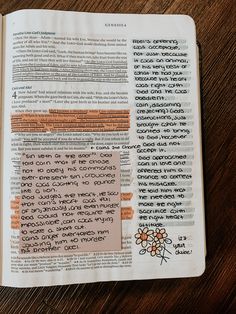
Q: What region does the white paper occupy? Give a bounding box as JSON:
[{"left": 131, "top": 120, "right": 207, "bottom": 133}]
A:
[{"left": 1, "top": 10, "right": 205, "bottom": 287}]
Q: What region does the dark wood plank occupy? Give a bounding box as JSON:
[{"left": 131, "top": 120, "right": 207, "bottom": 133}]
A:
[{"left": 0, "top": 0, "right": 235, "bottom": 313}]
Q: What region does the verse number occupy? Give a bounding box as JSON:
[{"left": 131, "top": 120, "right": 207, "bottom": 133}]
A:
[{"left": 12, "top": 91, "right": 17, "bottom": 99}]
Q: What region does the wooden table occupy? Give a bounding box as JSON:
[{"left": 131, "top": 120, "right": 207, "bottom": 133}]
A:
[{"left": 0, "top": 0, "right": 235, "bottom": 313}]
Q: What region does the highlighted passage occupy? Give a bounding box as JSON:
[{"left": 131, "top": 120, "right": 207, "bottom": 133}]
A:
[
  {"left": 11, "top": 109, "right": 130, "bottom": 132},
  {"left": 121, "top": 207, "right": 134, "bottom": 220},
  {"left": 11, "top": 196, "right": 20, "bottom": 230},
  {"left": 121, "top": 193, "right": 133, "bottom": 201},
  {"left": 19, "top": 151, "right": 121, "bottom": 254}
]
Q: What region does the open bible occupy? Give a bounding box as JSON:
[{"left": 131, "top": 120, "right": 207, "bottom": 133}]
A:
[{"left": 0, "top": 10, "right": 205, "bottom": 287}]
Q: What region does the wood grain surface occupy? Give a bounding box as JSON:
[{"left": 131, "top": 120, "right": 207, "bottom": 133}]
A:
[{"left": 0, "top": 0, "right": 235, "bottom": 313}]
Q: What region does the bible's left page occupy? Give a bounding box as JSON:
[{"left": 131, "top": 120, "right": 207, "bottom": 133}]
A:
[{"left": 1, "top": 10, "right": 205, "bottom": 287}]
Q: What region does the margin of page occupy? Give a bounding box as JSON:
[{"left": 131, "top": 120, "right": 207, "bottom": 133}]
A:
[{"left": 196, "top": 43, "right": 207, "bottom": 259}]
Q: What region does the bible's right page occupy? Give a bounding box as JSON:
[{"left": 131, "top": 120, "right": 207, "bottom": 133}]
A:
[{"left": 1, "top": 10, "right": 205, "bottom": 287}]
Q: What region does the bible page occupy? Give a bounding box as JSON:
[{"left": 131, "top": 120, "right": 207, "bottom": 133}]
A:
[{"left": 1, "top": 10, "right": 205, "bottom": 287}]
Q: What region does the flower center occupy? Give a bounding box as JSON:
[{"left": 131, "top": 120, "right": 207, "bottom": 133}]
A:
[{"left": 140, "top": 233, "right": 148, "bottom": 241}]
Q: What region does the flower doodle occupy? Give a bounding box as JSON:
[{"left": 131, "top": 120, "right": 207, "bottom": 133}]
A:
[
  {"left": 153, "top": 228, "right": 168, "bottom": 244},
  {"left": 147, "top": 242, "right": 162, "bottom": 256},
  {"left": 134, "top": 227, "right": 172, "bottom": 264},
  {"left": 134, "top": 227, "right": 153, "bottom": 248}
]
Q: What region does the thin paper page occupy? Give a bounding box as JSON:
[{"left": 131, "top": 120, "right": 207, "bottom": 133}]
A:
[{"left": 1, "top": 10, "right": 205, "bottom": 287}]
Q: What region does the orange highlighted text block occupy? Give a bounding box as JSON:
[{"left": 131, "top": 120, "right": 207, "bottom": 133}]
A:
[
  {"left": 11, "top": 109, "right": 130, "bottom": 132},
  {"left": 121, "top": 207, "right": 134, "bottom": 220},
  {"left": 121, "top": 193, "right": 133, "bottom": 201},
  {"left": 11, "top": 196, "right": 20, "bottom": 230}
]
